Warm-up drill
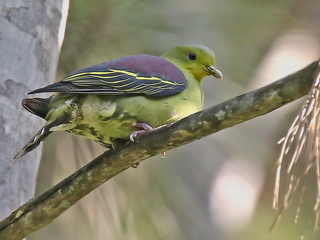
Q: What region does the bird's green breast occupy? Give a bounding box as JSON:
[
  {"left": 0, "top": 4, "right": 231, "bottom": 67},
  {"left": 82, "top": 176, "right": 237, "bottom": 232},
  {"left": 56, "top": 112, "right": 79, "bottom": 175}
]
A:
[{"left": 48, "top": 73, "right": 203, "bottom": 147}]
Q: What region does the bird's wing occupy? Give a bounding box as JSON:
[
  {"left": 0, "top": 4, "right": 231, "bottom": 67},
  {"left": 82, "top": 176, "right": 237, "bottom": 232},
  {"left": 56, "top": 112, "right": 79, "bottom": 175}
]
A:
[{"left": 29, "top": 55, "right": 187, "bottom": 97}]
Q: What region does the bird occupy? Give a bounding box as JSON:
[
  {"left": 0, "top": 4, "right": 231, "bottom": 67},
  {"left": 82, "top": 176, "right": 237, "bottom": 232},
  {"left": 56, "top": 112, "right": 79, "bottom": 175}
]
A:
[{"left": 14, "top": 44, "right": 223, "bottom": 159}]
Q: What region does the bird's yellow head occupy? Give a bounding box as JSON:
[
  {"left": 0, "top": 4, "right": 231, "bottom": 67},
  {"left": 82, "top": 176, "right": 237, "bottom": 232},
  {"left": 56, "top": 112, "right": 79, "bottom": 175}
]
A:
[{"left": 162, "top": 44, "right": 223, "bottom": 82}]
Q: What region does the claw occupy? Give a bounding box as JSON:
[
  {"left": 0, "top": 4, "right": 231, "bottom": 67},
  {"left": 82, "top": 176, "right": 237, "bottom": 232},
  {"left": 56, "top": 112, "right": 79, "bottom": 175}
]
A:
[{"left": 129, "top": 130, "right": 145, "bottom": 142}]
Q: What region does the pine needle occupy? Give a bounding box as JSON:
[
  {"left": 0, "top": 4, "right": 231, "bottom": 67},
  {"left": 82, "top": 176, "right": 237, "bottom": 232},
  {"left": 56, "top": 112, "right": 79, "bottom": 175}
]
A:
[{"left": 272, "top": 71, "right": 320, "bottom": 230}]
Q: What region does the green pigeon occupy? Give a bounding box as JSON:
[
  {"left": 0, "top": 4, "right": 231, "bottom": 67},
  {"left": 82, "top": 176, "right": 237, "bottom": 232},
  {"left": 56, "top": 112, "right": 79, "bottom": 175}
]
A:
[{"left": 14, "top": 44, "right": 223, "bottom": 158}]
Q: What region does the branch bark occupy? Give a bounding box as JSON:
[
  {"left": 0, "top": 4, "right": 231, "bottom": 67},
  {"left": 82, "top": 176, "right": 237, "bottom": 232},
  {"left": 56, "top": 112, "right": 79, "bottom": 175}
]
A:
[{"left": 0, "top": 59, "right": 319, "bottom": 240}]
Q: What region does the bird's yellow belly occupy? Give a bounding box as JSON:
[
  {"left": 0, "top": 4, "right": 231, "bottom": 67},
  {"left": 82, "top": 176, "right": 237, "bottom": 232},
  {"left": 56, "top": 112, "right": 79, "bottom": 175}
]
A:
[
  {"left": 70, "top": 96, "right": 199, "bottom": 145},
  {"left": 66, "top": 88, "right": 202, "bottom": 147}
]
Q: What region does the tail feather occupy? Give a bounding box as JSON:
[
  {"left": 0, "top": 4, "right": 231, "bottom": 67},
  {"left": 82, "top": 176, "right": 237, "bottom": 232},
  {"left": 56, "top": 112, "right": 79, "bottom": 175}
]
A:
[
  {"left": 14, "top": 112, "right": 70, "bottom": 159},
  {"left": 14, "top": 97, "right": 52, "bottom": 158},
  {"left": 22, "top": 97, "right": 52, "bottom": 119},
  {"left": 14, "top": 125, "right": 52, "bottom": 159}
]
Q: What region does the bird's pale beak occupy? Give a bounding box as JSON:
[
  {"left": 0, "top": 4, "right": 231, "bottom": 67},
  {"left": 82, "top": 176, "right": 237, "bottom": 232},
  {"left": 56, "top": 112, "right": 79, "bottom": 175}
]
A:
[{"left": 206, "top": 66, "right": 223, "bottom": 79}]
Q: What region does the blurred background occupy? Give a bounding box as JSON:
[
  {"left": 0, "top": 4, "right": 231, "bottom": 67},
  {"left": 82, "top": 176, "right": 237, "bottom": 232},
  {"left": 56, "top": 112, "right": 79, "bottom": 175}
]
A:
[{"left": 29, "top": 0, "right": 320, "bottom": 239}]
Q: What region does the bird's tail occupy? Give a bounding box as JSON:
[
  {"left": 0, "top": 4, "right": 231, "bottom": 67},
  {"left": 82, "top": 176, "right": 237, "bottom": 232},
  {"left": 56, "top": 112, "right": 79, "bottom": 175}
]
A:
[
  {"left": 14, "top": 125, "right": 52, "bottom": 159},
  {"left": 14, "top": 112, "right": 71, "bottom": 159},
  {"left": 13, "top": 97, "right": 52, "bottom": 158},
  {"left": 14, "top": 96, "right": 71, "bottom": 158}
]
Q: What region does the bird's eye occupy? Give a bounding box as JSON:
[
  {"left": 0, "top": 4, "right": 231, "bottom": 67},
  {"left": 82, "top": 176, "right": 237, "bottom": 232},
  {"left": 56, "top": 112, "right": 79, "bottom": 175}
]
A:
[{"left": 188, "top": 53, "right": 197, "bottom": 60}]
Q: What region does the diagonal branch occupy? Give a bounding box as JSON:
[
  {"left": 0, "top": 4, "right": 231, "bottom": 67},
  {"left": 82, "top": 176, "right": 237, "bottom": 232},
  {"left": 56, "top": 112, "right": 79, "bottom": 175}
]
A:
[{"left": 0, "top": 59, "right": 319, "bottom": 240}]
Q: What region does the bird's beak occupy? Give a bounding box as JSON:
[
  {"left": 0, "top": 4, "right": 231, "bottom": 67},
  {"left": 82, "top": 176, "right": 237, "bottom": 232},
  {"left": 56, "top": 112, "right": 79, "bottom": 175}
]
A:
[{"left": 206, "top": 66, "right": 223, "bottom": 79}]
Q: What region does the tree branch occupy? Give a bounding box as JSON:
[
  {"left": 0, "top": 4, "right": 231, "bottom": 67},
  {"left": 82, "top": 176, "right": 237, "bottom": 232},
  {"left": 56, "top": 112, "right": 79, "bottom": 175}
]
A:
[{"left": 0, "top": 59, "right": 319, "bottom": 240}]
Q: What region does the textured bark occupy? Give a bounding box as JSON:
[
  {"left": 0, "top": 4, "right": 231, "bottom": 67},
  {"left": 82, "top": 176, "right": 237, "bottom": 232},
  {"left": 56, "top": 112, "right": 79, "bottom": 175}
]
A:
[
  {"left": 0, "top": 59, "right": 318, "bottom": 240},
  {"left": 0, "top": 0, "right": 68, "bottom": 221}
]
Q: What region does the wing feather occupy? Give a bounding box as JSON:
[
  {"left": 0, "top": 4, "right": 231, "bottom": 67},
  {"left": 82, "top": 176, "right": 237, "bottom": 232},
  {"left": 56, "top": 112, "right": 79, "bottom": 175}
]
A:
[{"left": 29, "top": 55, "right": 187, "bottom": 97}]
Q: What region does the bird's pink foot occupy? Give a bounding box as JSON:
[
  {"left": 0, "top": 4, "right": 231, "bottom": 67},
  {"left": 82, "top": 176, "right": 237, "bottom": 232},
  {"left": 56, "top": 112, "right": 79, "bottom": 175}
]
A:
[
  {"left": 130, "top": 122, "right": 167, "bottom": 158},
  {"left": 130, "top": 122, "right": 153, "bottom": 142}
]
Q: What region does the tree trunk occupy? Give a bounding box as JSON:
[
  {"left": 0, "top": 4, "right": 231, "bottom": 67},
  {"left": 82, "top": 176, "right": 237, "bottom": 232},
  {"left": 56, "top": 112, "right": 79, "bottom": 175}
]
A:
[{"left": 0, "top": 0, "right": 68, "bottom": 220}]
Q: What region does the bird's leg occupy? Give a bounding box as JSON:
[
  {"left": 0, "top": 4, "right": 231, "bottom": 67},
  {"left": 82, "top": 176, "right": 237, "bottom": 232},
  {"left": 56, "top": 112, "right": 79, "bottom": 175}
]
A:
[{"left": 130, "top": 122, "right": 167, "bottom": 158}]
